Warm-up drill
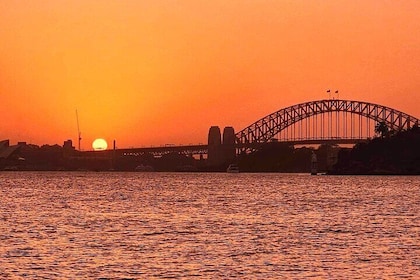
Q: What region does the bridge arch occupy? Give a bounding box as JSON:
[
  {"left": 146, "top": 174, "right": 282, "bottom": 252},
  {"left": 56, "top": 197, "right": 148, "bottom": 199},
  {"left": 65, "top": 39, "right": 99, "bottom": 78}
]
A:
[{"left": 235, "top": 99, "right": 419, "bottom": 152}]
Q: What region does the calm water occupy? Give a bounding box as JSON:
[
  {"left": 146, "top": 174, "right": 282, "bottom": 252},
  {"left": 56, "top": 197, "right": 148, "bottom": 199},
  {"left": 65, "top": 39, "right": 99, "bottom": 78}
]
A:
[{"left": 0, "top": 172, "right": 419, "bottom": 279}]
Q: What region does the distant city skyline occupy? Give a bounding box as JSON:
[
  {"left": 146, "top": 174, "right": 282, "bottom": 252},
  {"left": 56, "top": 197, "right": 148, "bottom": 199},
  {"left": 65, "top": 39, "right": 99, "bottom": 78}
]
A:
[{"left": 1, "top": 1, "right": 419, "bottom": 149}]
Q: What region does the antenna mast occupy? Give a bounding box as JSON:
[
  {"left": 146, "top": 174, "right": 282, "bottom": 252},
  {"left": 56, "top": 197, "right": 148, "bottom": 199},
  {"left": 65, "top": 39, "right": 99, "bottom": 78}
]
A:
[{"left": 76, "top": 109, "right": 82, "bottom": 150}]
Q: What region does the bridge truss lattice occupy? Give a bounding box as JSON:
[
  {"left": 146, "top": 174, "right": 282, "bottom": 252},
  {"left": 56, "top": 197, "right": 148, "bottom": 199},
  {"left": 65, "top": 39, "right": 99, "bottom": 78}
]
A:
[{"left": 235, "top": 99, "right": 419, "bottom": 153}]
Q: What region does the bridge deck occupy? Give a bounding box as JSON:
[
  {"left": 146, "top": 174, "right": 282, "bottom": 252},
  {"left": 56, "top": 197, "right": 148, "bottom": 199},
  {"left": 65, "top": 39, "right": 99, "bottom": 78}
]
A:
[{"left": 81, "top": 138, "right": 367, "bottom": 157}]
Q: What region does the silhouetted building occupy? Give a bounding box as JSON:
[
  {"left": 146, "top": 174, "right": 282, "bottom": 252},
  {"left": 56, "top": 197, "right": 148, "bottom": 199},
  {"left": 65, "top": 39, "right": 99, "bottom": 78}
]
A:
[
  {"left": 222, "top": 126, "right": 236, "bottom": 164},
  {"left": 63, "top": 139, "right": 75, "bottom": 159},
  {"left": 0, "top": 140, "right": 20, "bottom": 159},
  {"left": 207, "top": 126, "right": 237, "bottom": 167},
  {"left": 63, "top": 139, "right": 75, "bottom": 150},
  {"left": 0, "top": 140, "right": 22, "bottom": 170},
  {"left": 0, "top": 140, "right": 9, "bottom": 150},
  {"left": 207, "top": 126, "right": 222, "bottom": 166}
]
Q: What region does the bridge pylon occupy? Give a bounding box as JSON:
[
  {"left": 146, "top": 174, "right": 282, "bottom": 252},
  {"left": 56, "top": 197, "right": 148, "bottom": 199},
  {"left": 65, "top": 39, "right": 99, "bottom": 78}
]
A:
[{"left": 207, "top": 126, "right": 236, "bottom": 167}]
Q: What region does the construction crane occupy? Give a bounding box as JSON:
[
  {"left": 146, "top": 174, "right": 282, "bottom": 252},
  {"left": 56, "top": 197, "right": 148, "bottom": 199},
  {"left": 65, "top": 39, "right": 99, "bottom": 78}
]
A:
[{"left": 76, "top": 109, "right": 82, "bottom": 150}]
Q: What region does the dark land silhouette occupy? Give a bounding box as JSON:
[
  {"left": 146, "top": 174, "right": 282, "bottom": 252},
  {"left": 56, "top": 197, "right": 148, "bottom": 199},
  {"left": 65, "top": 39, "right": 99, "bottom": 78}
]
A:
[
  {"left": 234, "top": 142, "right": 338, "bottom": 173},
  {"left": 0, "top": 139, "right": 335, "bottom": 172},
  {"left": 1, "top": 124, "right": 419, "bottom": 173},
  {"left": 2, "top": 97, "right": 419, "bottom": 174},
  {"left": 330, "top": 125, "right": 420, "bottom": 175}
]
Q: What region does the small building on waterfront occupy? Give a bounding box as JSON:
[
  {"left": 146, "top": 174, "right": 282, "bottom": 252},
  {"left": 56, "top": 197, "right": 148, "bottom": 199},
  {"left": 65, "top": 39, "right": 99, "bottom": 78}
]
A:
[{"left": 0, "top": 140, "right": 23, "bottom": 170}]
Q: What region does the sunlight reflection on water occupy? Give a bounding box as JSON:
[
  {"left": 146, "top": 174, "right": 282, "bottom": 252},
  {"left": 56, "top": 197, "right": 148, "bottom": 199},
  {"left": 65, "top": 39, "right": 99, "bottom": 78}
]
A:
[{"left": 0, "top": 172, "right": 419, "bottom": 279}]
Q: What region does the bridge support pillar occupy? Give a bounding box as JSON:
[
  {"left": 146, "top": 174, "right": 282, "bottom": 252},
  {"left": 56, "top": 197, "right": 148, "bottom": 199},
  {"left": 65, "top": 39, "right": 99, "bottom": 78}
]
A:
[
  {"left": 207, "top": 126, "right": 236, "bottom": 167},
  {"left": 222, "top": 126, "right": 236, "bottom": 164},
  {"left": 208, "top": 126, "right": 222, "bottom": 167}
]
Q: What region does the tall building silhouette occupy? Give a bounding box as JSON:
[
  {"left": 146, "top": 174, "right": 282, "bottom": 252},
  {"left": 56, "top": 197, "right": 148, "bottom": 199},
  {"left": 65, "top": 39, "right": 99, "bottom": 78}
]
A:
[
  {"left": 207, "top": 126, "right": 222, "bottom": 166},
  {"left": 207, "top": 126, "right": 236, "bottom": 167},
  {"left": 222, "top": 126, "right": 236, "bottom": 164}
]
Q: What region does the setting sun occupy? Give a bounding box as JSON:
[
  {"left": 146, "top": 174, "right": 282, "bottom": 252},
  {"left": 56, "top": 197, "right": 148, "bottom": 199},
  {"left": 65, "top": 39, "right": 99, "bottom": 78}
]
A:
[
  {"left": 0, "top": 1, "right": 419, "bottom": 149},
  {"left": 92, "top": 138, "right": 108, "bottom": 151},
  {"left": 0, "top": 2, "right": 419, "bottom": 278}
]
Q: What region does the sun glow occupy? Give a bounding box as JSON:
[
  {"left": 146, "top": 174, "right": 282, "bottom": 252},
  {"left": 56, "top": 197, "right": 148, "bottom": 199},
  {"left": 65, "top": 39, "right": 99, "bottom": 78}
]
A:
[{"left": 92, "top": 138, "right": 108, "bottom": 151}]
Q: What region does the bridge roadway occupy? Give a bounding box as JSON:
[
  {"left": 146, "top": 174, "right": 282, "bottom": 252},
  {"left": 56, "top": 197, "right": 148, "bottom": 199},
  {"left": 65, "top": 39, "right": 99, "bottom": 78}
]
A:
[
  {"left": 105, "top": 138, "right": 367, "bottom": 157},
  {"left": 81, "top": 99, "right": 419, "bottom": 158}
]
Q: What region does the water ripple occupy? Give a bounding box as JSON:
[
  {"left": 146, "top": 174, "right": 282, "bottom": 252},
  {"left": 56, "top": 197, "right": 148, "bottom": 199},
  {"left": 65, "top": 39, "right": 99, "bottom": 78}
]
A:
[{"left": 0, "top": 172, "right": 419, "bottom": 279}]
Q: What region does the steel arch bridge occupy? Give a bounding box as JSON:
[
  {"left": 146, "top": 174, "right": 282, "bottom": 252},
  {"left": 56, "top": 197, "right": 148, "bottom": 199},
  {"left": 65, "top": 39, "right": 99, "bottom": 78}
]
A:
[{"left": 235, "top": 99, "right": 419, "bottom": 153}]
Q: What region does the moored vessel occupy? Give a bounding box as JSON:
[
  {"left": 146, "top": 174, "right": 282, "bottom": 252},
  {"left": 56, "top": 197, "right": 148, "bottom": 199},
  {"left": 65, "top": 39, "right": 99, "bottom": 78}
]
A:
[{"left": 226, "top": 164, "right": 239, "bottom": 173}]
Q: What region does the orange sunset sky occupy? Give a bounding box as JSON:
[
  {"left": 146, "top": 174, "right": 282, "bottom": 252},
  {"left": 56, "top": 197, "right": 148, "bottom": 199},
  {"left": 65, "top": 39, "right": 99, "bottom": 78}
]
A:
[{"left": 1, "top": 1, "right": 419, "bottom": 149}]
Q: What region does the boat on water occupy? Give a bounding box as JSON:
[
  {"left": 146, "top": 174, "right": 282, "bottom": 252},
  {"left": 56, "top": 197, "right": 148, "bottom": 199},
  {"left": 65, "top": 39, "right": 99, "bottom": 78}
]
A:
[
  {"left": 135, "top": 164, "right": 154, "bottom": 172},
  {"left": 226, "top": 164, "right": 239, "bottom": 173}
]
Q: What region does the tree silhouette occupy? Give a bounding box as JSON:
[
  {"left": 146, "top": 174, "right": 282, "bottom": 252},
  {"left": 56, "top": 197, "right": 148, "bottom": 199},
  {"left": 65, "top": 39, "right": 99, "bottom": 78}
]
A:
[{"left": 375, "top": 121, "right": 389, "bottom": 138}]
